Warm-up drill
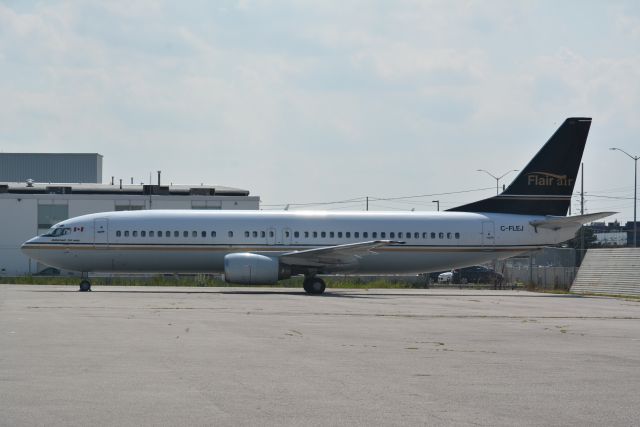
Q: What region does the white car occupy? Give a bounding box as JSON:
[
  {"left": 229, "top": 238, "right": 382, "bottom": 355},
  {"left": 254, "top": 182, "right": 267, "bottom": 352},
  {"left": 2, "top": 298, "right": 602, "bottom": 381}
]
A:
[{"left": 437, "top": 271, "right": 453, "bottom": 283}]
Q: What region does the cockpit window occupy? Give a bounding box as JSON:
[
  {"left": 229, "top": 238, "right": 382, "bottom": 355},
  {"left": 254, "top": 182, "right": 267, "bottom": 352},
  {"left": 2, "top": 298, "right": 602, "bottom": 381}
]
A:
[{"left": 43, "top": 227, "right": 71, "bottom": 237}]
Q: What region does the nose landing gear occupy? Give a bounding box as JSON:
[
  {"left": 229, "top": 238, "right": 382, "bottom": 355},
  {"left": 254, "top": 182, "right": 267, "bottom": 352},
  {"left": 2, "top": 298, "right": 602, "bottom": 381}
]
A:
[{"left": 79, "top": 273, "right": 91, "bottom": 292}]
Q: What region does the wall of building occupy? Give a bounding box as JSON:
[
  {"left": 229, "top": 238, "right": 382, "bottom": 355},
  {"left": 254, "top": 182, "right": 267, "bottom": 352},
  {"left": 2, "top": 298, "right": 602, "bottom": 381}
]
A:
[{"left": 0, "top": 153, "right": 103, "bottom": 183}]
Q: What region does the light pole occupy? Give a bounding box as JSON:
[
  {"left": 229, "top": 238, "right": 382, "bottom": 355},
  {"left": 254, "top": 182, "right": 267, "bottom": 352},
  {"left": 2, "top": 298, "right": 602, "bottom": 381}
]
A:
[
  {"left": 610, "top": 147, "right": 638, "bottom": 247},
  {"left": 477, "top": 169, "right": 518, "bottom": 195},
  {"left": 432, "top": 200, "right": 440, "bottom": 211}
]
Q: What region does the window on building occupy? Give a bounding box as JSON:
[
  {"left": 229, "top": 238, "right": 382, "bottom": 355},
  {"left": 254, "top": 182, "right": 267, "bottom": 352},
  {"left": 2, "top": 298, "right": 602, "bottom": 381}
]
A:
[{"left": 37, "top": 204, "right": 69, "bottom": 229}]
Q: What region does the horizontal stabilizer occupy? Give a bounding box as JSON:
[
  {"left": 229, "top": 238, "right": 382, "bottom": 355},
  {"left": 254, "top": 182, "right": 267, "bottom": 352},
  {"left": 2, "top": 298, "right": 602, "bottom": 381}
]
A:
[{"left": 529, "top": 212, "right": 616, "bottom": 231}]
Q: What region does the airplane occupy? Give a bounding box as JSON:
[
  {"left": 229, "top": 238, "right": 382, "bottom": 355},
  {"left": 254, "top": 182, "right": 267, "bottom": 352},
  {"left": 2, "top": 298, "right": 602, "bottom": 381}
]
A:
[{"left": 21, "top": 117, "right": 613, "bottom": 294}]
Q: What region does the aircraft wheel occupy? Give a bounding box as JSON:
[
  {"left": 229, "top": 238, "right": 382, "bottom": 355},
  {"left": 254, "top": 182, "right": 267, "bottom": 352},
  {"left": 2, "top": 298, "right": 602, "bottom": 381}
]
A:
[
  {"left": 303, "top": 277, "right": 326, "bottom": 295},
  {"left": 79, "top": 280, "right": 91, "bottom": 292}
]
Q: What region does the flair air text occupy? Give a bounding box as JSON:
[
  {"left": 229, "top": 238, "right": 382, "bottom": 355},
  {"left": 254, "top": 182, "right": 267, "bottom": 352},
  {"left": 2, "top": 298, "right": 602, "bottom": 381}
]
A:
[{"left": 527, "top": 172, "right": 574, "bottom": 187}]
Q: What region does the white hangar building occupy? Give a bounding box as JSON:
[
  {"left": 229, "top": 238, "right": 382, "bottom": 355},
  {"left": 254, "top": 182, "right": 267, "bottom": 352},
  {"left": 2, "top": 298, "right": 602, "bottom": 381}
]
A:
[{"left": 0, "top": 182, "right": 260, "bottom": 276}]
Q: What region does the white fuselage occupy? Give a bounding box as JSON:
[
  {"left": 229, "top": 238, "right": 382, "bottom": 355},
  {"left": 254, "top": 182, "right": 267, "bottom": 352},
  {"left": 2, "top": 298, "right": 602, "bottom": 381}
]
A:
[{"left": 21, "top": 210, "right": 579, "bottom": 275}]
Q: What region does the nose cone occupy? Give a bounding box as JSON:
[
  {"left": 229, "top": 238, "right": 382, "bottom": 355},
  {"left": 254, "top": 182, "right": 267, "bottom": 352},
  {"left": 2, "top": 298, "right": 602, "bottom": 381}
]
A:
[{"left": 21, "top": 236, "right": 39, "bottom": 256}]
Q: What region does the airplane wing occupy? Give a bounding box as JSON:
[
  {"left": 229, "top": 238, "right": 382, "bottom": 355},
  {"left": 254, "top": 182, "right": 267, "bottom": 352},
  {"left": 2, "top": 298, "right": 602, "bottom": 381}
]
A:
[
  {"left": 278, "top": 240, "right": 402, "bottom": 267},
  {"left": 529, "top": 212, "right": 616, "bottom": 231}
]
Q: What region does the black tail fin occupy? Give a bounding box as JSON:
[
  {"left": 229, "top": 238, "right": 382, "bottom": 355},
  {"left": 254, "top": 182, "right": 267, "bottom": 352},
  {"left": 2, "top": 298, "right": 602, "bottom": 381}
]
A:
[{"left": 448, "top": 117, "right": 591, "bottom": 216}]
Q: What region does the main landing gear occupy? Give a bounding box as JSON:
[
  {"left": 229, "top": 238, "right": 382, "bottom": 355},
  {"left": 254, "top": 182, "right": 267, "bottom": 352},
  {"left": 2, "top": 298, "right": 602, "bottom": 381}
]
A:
[
  {"left": 79, "top": 273, "right": 91, "bottom": 292},
  {"left": 303, "top": 276, "right": 326, "bottom": 295}
]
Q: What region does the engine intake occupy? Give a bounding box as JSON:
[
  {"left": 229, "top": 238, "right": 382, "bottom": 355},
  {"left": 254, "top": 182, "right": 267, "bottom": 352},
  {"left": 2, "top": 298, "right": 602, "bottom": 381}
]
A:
[{"left": 224, "top": 253, "right": 291, "bottom": 285}]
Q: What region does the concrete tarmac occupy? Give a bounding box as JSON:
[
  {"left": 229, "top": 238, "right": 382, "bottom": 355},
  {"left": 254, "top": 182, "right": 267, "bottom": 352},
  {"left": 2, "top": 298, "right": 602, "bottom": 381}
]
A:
[{"left": 1, "top": 285, "right": 639, "bottom": 426}]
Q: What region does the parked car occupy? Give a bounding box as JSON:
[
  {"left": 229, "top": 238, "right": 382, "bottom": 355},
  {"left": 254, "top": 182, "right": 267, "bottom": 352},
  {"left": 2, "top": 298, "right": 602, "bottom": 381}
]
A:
[
  {"left": 437, "top": 271, "right": 453, "bottom": 283},
  {"left": 451, "top": 266, "right": 503, "bottom": 285}
]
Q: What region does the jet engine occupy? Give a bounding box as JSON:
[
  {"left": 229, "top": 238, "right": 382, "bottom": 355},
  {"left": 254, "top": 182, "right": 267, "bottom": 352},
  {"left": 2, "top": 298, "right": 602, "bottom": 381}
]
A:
[{"left": 224, "top": 253, "right": 291, "bottom": 284}]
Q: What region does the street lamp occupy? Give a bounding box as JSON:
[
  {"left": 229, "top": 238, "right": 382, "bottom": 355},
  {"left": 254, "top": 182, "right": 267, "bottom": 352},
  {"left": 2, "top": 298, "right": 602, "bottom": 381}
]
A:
[
  {"left": 610, "top": 147, "right": 638, "bottom": 247},
  {"left": 432, "top": 200, "right": 440, "bottom": 211},
  {"left": 477, "top": 169, "right": 518, "bottom": 195}
]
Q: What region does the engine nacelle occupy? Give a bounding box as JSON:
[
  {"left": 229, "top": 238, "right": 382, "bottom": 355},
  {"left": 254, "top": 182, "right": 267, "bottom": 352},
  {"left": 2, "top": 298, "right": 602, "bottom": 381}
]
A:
[{"left": 224, "top": 253, "right": 291, "bottom": 285}]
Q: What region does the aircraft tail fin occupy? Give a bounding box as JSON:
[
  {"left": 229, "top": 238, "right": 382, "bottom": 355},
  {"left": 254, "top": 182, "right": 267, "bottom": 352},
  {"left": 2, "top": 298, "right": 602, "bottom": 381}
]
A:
[{"left": 448, "top": 117, "right": 592, "bottom": 216}]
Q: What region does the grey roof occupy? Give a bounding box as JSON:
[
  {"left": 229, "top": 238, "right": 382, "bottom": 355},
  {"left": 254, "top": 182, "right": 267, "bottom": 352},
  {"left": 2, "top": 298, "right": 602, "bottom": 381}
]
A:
[{"left": 0, "top": 182, "right": 251, "bottom": 197}]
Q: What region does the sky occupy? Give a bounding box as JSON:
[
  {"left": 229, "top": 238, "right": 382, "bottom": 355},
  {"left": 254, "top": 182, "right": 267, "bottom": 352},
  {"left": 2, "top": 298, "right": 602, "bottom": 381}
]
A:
[{"left": 1, "top": 1, "right": 639, "bottom": 222}]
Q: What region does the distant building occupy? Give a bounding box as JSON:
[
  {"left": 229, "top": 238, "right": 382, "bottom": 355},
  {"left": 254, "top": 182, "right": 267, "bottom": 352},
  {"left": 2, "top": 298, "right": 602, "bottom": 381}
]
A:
[
  {"left": 0, "top": 153, "right": 103, "bottom": 183},
  {"left": 0, "top": 182, "right": 259, "bottom": 275}
]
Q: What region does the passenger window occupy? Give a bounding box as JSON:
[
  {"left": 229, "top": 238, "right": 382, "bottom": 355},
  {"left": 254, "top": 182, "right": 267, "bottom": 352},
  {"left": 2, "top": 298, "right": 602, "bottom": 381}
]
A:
[
  {"left": 211, "top": 231, "right": 216, "bottom": 238},
  {"left": 330, "top": 232, "right": 334, "bottom": 238},
  {"left": 245, "top": 231, "right": 250, "bottom": 237},
  {"left": 431, "top": 232, "right": 436, "bottom": 239},
  {"left": 294, "top": 231, "right": 300, "bottom": 238},
  {"left": 405, "top": 233, "right": 410, "bottom": 239},
  {"left": 338, "top": 232, "right": 343, "bottom": 238},
  {"left": 253, "top": 231, "right": 258, "bottom": 238},
  {"left": 149, "top": 231, "right": 154, "bottom": 237},
  {"left": 191, "top": 231, "right": 197, "bottom": 238},
  {"left": 285, "top": 231, "right": 290, "bottom": 238},
  {"left": 380, "top": 232, "right": 386, "bottom": 238},
  {"left": 390, "top": 232, "right": 395, "bottom": 238},
  {"left": 183, "top": 231, "right": 188, "bottom": 237},
  {"left": 313, "top": 231, "right": 318, "bottom": 238},
  {"left": 228, "top": 231, "right": 234, "bottom": 238},
  {"left": 398, "top": 232, "right": 403, "bottom": 238},
  {"left": 304, "top": 231, "right": 309, "bottom": 238},
  {"left": 174, "top": 231, "right": 179, "bottom": 237},
  {"left": 116, "top": 231, "right": 121, "bottom": 237},
  {"left": 124, "top": 231, "right": 129, "bottom": 237},
  {"left": 355, "top": 232, "right": 359, "bottom": 238},
  {"left": 261, "top": 231, "right": 266, "bottom": 238},
  {"left": 447, "top": 232, "right": 452, "bottom": 239},
  {"left": 372, "top": 232, "right": 377, "bottom": 238},
  {"left": 439, "top": 232, "right": 444, "bottom": 239},
  {"left": 422, "top": 232, "right": 427, "bottom": 239},
  {"left": 321, "top": 232, "right": 326, "bottom": 238},
  {"left": 133, "top": 231, "right": 138, "bottom": 237},
  {"left": 158, "top": 231, "right": 163, "bottom": 237},
  {"left": 455, "top": 232, "right": 460, "bottom": 239},
  {"left": 269, "top": 230, "right": 274, "bottom": 237},
  {"left": 141, "top": 231, "right": 146, "bottom": 237},
  {"left": 166, "top": 231, "right": 170, "bottom": 238},
  {"left": 363, "top": 232, "right": 368, "bottom": 238},
  {"left": 346, "top": 232, "right": 351, "bottom": 238},
  {"left": 202, "top": 231, "right": 206, "bottom": 238},
  {"left": 414, "top": 232, "right": 419, "bottom": 239}
]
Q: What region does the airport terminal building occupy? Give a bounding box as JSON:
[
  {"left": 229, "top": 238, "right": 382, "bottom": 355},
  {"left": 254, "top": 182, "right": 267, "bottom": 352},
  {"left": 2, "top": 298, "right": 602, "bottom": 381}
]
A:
[{"left": 0, "top": 153, "right": 259, "bottom": 275}]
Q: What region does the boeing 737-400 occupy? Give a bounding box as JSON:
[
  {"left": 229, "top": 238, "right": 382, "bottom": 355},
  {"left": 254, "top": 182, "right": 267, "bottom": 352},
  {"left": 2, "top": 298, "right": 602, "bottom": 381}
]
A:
[{"left": 22, "top": 117, "right": 613, "bottom": 294}]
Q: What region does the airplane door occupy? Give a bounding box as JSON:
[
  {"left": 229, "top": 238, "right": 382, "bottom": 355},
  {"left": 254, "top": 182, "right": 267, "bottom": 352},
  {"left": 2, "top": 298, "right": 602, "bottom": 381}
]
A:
[
  {"left": 267, "top": 228, "right": 276, "bottom": 245},
  {"left": 282, "top": 228, "right": 292, "bottom": 246},
  {"left": 94, "top": 218, "right": 109, "bottom": 248},
  {"left": 482, "top": 221, "right": 495, "bottom": 246}
]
